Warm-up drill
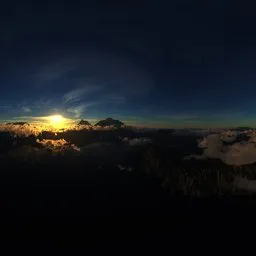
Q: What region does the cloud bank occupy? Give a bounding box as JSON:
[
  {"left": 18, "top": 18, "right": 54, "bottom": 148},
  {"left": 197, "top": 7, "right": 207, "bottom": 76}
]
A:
[
  {"left": 188, "top": 130, "right": 256, "bottom": 166},
  {"left": 0, "top": 123, "right": 42, "bottom": 137}
]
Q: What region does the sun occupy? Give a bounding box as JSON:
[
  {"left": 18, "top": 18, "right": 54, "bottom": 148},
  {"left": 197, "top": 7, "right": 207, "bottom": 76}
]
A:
[
  {"left": 48, "top": 115, "right": 65, "bottom": 128},
  {"left": 51, "top": 115, "right": 63, "bottom": 123}
]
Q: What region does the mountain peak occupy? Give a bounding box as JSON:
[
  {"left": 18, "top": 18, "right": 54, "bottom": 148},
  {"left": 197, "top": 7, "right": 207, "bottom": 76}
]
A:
[
  {"left": 95, "top": 118, "right": 124, "bottom": 128},
  {"left": 77, "top": 120, "right": 91, "bottom": 126}
]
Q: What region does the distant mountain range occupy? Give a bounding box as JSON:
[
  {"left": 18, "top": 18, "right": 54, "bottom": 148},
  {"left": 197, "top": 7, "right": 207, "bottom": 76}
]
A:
[{"left": 77, "top": 118, "right": 124, "bottom": 128}]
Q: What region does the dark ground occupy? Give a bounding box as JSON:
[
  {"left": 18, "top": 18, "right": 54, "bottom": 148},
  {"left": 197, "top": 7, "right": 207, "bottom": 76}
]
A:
[
  {"left": 1, "top": 163, "right": 256, "bottom": 252},
  {"left": 0, "top": 129, "right": 255, "bottom": 251}
]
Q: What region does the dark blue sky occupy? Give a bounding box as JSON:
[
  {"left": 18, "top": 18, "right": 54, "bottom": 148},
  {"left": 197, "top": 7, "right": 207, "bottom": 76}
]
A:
[{"left": 1, "top": 1, "right": 256, "bottom": 127}]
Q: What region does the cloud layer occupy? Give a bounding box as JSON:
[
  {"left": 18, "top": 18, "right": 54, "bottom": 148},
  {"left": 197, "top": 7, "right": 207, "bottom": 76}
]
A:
[{"left": 0, "top": 123, "right": 42, "bottom": 137}]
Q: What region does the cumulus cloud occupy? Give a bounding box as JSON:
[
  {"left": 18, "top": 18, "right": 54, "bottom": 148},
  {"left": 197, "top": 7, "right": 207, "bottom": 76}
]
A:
[
  {"left": 219, "top": 130, "right": 238, "bottom": 143},
  {"left": 0, "top": 123, "right": 42, "bottom": 137},
  {"left": 36, "top": 139, "right": 80, "bottom": 154},
  {"left": 0, "top": 122, "right": 127, "bottom": 140},
  {"left": 5, "top": 139, "right": 81, "bottom": 161},
  {"left": 67, "top": 124, "right": 123, "bottom": 132},
  {"left": 187, "top": 130, "right": 256, "bottom": 166}
]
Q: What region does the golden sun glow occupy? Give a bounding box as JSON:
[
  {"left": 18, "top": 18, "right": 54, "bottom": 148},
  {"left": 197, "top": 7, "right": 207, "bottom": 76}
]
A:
[{"left": 48, "top": 115, "right": 65, "bottom": 128}]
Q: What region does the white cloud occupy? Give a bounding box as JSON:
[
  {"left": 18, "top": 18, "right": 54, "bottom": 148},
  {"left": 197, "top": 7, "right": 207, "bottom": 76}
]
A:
[
  {"left": 187, "top": 130, "right": 256, "bottom": 166},
  {"left": 36, "top": 139, "right": 80, "bottom": 154},
  {"left": 0, "top": 123, "right": 42, "bottom": 137}
]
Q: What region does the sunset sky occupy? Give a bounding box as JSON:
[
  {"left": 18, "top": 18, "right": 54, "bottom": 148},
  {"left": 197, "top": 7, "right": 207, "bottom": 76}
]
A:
[{"left": 1, "top": 1, "right": 256, "bottom": 128}]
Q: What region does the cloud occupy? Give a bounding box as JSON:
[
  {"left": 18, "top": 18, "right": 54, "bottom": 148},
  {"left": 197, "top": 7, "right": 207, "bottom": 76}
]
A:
[
  {"left": 66, "top": 103, "right": 98, "bottom": 118},
  {"left": 122, "top": 137, "right": 152, "bottom": 146},
  {"left": 66, "top": 104, "right": 86, "bottom": 118},
  {"left": 187, "top": 130, "right": 256, "bottom": 166},
  {"left": 35, "top": 51, "right": 153, "bottom": 102},
  {"left": 36, "top": 139, "right": 80, "bottom": 154},
  {"left": 68, "top": 124, "right": 124, "bottom": 131},
  {"left": 22, "top": 107, "right": 32, "bottom": 113},
  {"left": 5, "top": 139, "right": 81, "bottom": 161},
  {"left": 63, "top": 85, "right": 103, "bottom": 104},
  {"left": 117, "top": 165, "right": 133, "bottom": 172},
  {"left": 0, "top": 123, "right": 42, "bottom": 137}
]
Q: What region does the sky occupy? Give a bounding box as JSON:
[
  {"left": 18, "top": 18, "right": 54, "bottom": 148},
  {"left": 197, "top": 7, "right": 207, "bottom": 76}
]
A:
[{"left": 1, "top": 0, "right": 256, "bottom": 128}]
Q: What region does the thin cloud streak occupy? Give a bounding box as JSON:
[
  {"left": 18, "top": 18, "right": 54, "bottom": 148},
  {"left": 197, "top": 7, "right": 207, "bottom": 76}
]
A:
[
  {"left": 22, "top": 107, "right": 32, "bottom": 113},
  {"left": 63, "top": 85, "right": 104, "bottom": 104}
]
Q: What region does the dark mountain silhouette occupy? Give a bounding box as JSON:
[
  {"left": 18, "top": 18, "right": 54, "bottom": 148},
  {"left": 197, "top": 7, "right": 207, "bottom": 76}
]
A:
[
  {"left": 78, "top": 119, "right": 91, "bottom": 126},
  {"left": 6, "top": 122, "right": 29, "bottom": 125},
  {"left": 95, "top": 118, "right": 124, "bottom": 128},
  {"left": 233, "top": 127, "right": 254, "bottom": 131}
]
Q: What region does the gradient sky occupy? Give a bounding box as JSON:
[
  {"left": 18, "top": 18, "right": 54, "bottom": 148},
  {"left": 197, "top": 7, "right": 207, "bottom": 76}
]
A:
[{"left": 1, "top": 1, "right": 256, "bottom": 128}]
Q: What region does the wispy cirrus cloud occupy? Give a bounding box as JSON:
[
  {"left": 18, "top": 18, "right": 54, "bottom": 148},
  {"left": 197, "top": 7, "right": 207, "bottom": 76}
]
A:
[
  {"left": 22, "top": 106, "right": 32, "bottom": 113},
  {"left": 34, "top": 51, "right": 154, "bottom": 96},
  {"left": 63, "top": 85, "right": 104, "bottom": 104},
  {"left": 66, "top": 102, "right": 98, "bottom": 118}
]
